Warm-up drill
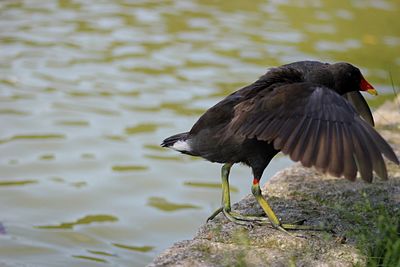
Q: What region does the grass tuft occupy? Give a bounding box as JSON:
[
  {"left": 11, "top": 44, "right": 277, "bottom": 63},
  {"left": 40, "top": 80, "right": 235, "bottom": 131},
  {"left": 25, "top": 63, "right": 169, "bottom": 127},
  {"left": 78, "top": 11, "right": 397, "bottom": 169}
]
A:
[{"left": 348, "top": 194, "right": 400, "bottom": 267}]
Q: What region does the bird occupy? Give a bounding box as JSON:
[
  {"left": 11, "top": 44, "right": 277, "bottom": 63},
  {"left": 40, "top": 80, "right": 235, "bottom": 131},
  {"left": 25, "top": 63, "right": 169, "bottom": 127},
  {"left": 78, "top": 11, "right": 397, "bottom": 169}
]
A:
[{"left": 161, "top": 61, "right": 399, "bottom": 231}]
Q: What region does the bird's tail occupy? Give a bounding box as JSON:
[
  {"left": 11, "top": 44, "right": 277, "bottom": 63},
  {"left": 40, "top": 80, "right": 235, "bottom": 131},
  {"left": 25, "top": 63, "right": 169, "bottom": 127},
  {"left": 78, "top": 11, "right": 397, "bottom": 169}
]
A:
[
  {"left": 161, "top": 132, "right": 188, "bottom": 147},
  {"left": 161, "top": 132, "right": 194, "bottom": 155}
]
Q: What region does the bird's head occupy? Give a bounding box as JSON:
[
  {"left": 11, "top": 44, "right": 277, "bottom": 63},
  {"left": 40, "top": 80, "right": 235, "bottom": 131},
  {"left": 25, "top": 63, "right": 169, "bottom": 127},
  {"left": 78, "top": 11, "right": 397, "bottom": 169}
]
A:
[{"left": 329, "top": 62, "right": 378, "bottom": 96}]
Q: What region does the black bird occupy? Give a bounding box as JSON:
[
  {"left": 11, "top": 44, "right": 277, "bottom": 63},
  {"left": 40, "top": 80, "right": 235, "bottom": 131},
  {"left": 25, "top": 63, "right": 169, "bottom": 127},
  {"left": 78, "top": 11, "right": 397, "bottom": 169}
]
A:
[{"left": 161, "top": 61, "right": 399, "bottom": 231}]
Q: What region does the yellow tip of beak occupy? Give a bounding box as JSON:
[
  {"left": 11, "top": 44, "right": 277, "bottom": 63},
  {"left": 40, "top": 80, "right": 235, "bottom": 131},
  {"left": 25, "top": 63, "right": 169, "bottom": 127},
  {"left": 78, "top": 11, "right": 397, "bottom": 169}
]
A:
[{"left": 367, "top": 88, "right": 378, "bottom": 96}]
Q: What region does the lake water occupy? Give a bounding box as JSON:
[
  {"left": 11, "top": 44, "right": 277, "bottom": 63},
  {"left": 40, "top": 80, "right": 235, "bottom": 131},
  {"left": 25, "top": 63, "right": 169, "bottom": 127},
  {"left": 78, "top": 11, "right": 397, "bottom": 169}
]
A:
[{"left": 0, "top": 0, "right": 399, "bottom": 266}]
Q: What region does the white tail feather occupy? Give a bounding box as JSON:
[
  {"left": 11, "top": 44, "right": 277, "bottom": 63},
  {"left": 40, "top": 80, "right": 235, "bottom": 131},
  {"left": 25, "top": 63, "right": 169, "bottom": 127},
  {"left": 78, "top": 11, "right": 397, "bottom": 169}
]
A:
[{"left": 172, "top": 140, "right": 191, "bottom": 152}]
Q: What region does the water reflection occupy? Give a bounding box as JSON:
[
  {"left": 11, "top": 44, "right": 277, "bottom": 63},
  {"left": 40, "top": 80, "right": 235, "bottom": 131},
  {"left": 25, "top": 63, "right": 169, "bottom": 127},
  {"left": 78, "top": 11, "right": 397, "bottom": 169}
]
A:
[
  {"left": 0, "top": 109, "right": 29, "bottom": 115},
  {"left": 72, "top": 255, "right": 108, "bottom": 263},
  {"left": 0, "top": 0, "right": 399, "bottom": 266},
  {"left": 0, "top": 222, "right": 6, "bottom": 235},
  {"left": 147, "top": 197, "right": 201, "bottom": 212},
  {"left": 39, "top": 153, "right": 56, "bottom": 160},
  {"left": 111, "top": 165, "right": 148, "bottom": 172},
  {"left": 125, "top": 123, "right": 163, "bottom": 135},
  {"left": 0, "top": 180, "right": 38, "bottom": 186},
  {"left": 87, "top": 250, "right": 117, "bottom": 257},
  {"left": 184, "top": 181, "right": 239, "bottom": 192},
  {"left": 55, "top": 120, "right": 90, "bottom": 126},
  {"left": 53, "top": 102, "right": 120, "bottom": 116},
  {"left": 36, "top": 214, "right": 119, "bottom": 229},
  {"left": 0, "top": 134, "right": 65, "bottom": 144},
  {"left": 145, "top": 154, "right": 183, "bottom": 161},
  {"left": 112, "top": 243, "right": 154, "bottom": 253}
]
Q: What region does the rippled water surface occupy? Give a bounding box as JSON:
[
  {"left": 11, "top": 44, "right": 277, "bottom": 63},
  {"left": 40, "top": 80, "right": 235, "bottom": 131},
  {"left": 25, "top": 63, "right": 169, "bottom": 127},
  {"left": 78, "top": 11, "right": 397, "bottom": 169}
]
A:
[{"left": 1, "top": 0, "right": 399, "bottom": 266}]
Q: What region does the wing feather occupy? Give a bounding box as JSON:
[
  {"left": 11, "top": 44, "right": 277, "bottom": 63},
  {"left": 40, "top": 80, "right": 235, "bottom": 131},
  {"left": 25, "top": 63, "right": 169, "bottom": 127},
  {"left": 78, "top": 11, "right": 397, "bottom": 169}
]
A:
[
  {"left": 281, "top": 115, "right": 308, "bottom": 154},
  {"left": 350, "top": 124, "right": 373, "bottom": 182},
  {"left": 341, "top": 123, "right": 357, "bottom": 180},
  {"left": 359, "top": 121, "right": 399, "bottom": 164},
  {"left": 300, "top": 118, "right": 321, "bottom": 167},
  {"left": 315, "top": 120, "right": 330, "bottom": 171},
  {"left": 344, "top": 91, "right": 374, "bottom": 126},
  {"left": 327, "top": 122, "right": 344, "bottom": 177},
  {"left": 274, "top": 117, "right": 299, "bottom": 150},
  {"left": 285, "top": 116, "right": 314, "bottom": 161},
  {"left": 355, "top": 121, "right": 388, "bottom": 180}
]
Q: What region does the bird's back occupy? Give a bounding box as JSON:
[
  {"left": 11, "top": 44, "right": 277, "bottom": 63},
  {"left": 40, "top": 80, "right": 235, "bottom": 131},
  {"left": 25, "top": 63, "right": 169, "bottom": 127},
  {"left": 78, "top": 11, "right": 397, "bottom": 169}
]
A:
[{"left": 186, "top": 64, "right": 307, "bottom": 163}]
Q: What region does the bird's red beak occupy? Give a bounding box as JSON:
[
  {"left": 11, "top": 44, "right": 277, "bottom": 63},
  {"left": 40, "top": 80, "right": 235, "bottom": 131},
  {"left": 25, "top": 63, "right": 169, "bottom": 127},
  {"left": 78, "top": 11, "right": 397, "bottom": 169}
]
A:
[{"left": 360, "top": 76, "right": 378, "bottom": 95}]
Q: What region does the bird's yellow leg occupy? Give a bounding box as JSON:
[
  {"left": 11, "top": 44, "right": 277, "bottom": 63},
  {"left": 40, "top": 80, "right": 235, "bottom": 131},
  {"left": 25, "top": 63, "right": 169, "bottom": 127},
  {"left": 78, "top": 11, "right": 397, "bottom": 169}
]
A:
[
  {"left": 251, "top": 178, "right": 328, "bottom": 231},
  {"left": 207, "top": 164, "right": 269, "bottom": 224},
  {"left": 206, "top": 163, "right": 232, "bottom": 222}
]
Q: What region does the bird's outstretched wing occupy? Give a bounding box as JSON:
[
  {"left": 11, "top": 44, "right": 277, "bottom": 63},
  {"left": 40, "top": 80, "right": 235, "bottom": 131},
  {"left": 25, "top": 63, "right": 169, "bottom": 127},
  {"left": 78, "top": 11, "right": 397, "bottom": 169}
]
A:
[{"left": 226, "top": 82, "right": 399, "bottom": 182}]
